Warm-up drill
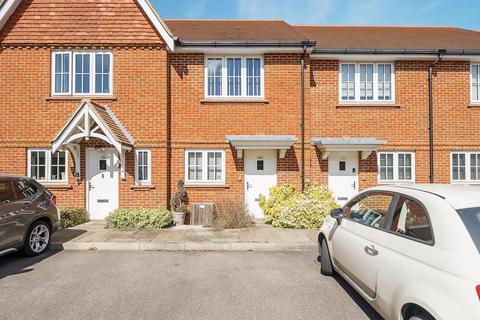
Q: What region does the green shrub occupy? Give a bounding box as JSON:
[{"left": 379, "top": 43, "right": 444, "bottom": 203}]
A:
[
  {"left": 258, "top": 184, "right": 295, "bottom": 224},
  {"left": 105, "top": 207, "right": 173, "bottom": 230},
  {"left": 259, "top": 184, "right": 339, "bottom": 229},
  {"left": 60, "top": 207, "right": 88, "bottom": 228}
]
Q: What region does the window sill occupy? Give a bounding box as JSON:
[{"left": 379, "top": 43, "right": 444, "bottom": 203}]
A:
[
  {"left": 201, "top": 99, "right": 269, "bottom": 104},
  {"left": 377, "top": 181, "right": 415, "bottom": 185},
  {"left": 46, "top": 96, "right": 117, "bottom": 102},
  {"left": 467, "top": 104, "right": 480, "bottom": 108},
  {"left": 130, "top": 185, "right": 156, "bottom": 190},
  {"left": 185, "top": 183, "right": 230, "bottom": 189},
  {"left": 450, "top": 181, "right": 480, "bottom": 185},
  {"left": 40, "top": 183, "right": 72, "bottom": 190},
  {"left": 337, "top": 102, "right": 400, "bottom": 108}
]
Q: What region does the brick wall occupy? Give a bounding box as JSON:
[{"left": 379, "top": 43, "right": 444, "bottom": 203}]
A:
[{"left": 0, "top": 46, "right": 169, "bottom": 209}]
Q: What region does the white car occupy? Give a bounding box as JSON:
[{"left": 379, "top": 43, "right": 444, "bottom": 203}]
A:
[{"left": 318, "top": 184, "right": 480, "bottom": 320}]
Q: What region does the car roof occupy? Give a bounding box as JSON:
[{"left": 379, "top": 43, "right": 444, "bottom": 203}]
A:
[{"left": 366, "top": 184, "right": 480, "bottom": 210}]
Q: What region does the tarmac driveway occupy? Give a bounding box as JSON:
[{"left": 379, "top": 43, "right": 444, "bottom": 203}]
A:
[{"left": 0, "top": 251, "right": 383, "bottom": 320}]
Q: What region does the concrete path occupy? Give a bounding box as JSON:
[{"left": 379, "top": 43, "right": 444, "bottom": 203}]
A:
[
  {"left": 50, "top": 221, "right": 319, "bottom": 252},
  {"left": 0, "top": 251, "right": 383, "bottom": 320}
]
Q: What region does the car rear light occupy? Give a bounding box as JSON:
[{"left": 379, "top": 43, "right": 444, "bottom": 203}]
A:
[
  {"left": 51, "top": 194, "right": 57, "bottom": 206},
  {"left": 476, "top": 285, "right": 480, "bottom": 301}
]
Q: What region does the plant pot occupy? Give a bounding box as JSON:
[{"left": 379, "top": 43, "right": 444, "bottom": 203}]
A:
[{"left": 173, "top": 212, "right": 186, "bottom": 226}]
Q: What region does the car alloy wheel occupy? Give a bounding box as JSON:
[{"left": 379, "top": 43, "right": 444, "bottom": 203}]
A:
[{"left": 29, "top": 224, "right": 50, "bottom": 253}]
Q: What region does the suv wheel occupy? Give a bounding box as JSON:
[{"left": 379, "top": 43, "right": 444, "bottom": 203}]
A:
[{"left": 22, "top": 220, "right": 51, "bottom": 256}]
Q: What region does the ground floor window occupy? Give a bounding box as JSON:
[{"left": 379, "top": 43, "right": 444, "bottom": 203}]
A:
[
  {"left": 377, "top": 152, "right": 415, "bottom": 183},
  {"left": 185, "top": 150, "right": 225, "bottom": 184},
  {"left": 135, "top": 149, "right": 151, "bottom": 185},
  {"left": 451, "top": 152, "right": 480, "bottom": 182},
  {"left": 28, "top": 149, "right": 68, "bottom": 183}
]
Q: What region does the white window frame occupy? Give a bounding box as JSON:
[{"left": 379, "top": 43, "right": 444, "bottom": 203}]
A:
[
  {"left": 27, "top": 149, "right": 68, "bottom": 183},
  {"left": 204, "top": 56, "right": 264, "bottom": 99},
  {"left": 377, "top": 151, "right": 415, "bottom": 183},
  {"left": 451, "top": 151, "right": 480, "bottom": 183},
  {"left": 184, "top": 150, "right": 226, "bottom": 184},
  {"left": 135, "top": 149, "right": 152, "bottom": 186},
  {"left": 51, "top": 51, "right": 72, "bottom": 96},
  {"left": 471, "top": 64, "right": 480, "bottom": 104},
  {"left": 51, "top": 51, "right": 113, "bottom": 97},
  {"left": 339, "top": 62, "right": 395, "bottom": 103}
]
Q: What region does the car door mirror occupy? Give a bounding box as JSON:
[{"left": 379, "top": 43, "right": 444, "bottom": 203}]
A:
[{"left": 330, "top": 208, "right": 344, "bottom": 224}]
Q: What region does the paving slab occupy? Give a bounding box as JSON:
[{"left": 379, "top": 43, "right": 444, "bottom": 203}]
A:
[{"left": 50, "top": 221, "right": 318, "bottom": 252}]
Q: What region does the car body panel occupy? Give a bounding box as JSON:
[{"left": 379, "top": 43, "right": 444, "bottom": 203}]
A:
[
  {"left": 0, "top": 176, "right": 59, "bottom": 255},
  {"left": 319, "top": 184, "right": 480, "bottom": 320}
]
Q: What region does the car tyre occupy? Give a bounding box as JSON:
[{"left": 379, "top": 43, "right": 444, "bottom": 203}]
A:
[
  {"left": 22, "top": 220, "right": 51, "bottom": 257},
  {"left": 320, "top": 238, "right": 334, "bottom": 275}
]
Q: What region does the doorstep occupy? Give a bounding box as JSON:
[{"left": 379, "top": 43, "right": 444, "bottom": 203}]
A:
[{"left": 49, "top": 221, "right": 318, "bottom": 252}]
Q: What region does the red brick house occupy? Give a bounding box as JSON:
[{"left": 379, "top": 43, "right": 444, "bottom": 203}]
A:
[{"left": 1, "top": 0, "right": 480, "bottom": 219}]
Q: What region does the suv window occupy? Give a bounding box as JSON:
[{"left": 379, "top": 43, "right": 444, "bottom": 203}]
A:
[
  {"left": 0, "top": 180, "right": 15, "bottom": 205},
  {"left": 390, "top": 197, "right": 433, "bottom": 243},
  {"left": 13, "top": 179, "right": 39, "bottom": 200},
  {"left": 344, "top": 193, "right": 393, "bottom": 229}
]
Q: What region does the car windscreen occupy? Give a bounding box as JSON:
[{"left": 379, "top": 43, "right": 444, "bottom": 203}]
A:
[{"left": 457, "top": 207, "right": 480, "bottom": 254}]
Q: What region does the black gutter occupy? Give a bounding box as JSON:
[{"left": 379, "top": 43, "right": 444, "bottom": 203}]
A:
[
  {"left": 311, "top": 48, "right": 480, "bottom": 55},
  {"left": 428, "top": 50, "right": 445, "bottom": 183},
  {"left": 301, "top": 46, "right": 306, "bottom": 192},
  {"left": 175, "top": 40, "right": 317, "bottom": 48}
]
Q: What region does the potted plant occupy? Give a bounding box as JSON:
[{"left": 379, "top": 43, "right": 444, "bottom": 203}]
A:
[{"left": 170, "top": 179, "right": 188, "bottom": 225}]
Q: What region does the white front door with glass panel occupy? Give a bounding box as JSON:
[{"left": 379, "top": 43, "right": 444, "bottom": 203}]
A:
[
  {"left": 86, "top": 148, "right": 119, "bottom": 220},
  {"left": 245, "top": 150, "right": 277, "bottom": 218},
  {"left": 328, "top": 151, "right": 359, "bottom": 206}
]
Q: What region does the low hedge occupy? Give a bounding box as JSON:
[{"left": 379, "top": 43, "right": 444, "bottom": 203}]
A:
[
  {"left": 60, "top": 207, "right": 88, "bottom": 228},
  {"left": 259, "top": 184, "right": 339, "bottom": 229},
  {"left": 105, "top": 207, "right": 173, "bottom": 230}
]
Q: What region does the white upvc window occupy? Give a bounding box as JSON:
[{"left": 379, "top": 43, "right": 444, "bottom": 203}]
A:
[
  {"left": 27, "top": 149, "right": 68, "bottom": 183},
  {"left": 185, "top": 150, "right": 225, "bottom": 184},
  {"left": 471, "top": 64, "right": 480, "bottom": 103},
  {"left": 52, "top": 52, "right": 72, "bottom": 95},
  {"left": 205, "top": 56, "right": 264, "bottom": 99},
  {"left": 52, "top": 51, "right": 112, "bottom": 96},
  {"left": 340, "top": 62, "right": 395, "bottom": 103},
  {"left": 451, "top": 152, "right": 480, "bottom": 182},
  {"left": 378, "top": 152, "right": 415, "bottom": 183},
  {"left": 135, "top": 149, "right": 151, "bottom": 185}
]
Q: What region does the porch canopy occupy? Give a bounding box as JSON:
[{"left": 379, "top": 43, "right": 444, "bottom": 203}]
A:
[
  {"left": 311, "top": 137, "right": 386, "bottom": 160},
  {"left": 51, "top": 99, "right": 135, "bottom": 180},
  {"left": 225, "top": 135, "right": 297, "bottom": 159}
]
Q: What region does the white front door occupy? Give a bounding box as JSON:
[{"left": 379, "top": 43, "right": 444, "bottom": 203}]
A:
[
  {"left": 328, "top": 151, "right": 359, "bottom": 206},
  {"left": 86, "top": 148, "right": 119, "bottom": 220},
  {"left": 245, "top": 149, "right": 277, "bottom": 218}
]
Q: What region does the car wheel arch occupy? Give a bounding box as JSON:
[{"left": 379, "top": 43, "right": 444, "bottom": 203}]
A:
[{"left": 401, "top": 303, "right": 436, "bottom": 320}]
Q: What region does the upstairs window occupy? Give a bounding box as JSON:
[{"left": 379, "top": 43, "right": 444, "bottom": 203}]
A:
[
  {"left": 378, "top": 152, "right": 415, "bottom": 183},
  {"left": 451, "top": 152, "right": 480, "bottom": 182},
  {"left": 340, "top": 63, "right": 394, "bottom": 102},
  {"left": 28, "top": 149, "right": 68, "bottom": 183},
  {"left": 471, "top": 64, "right": 480, "bottom": 103},
  {"left": 52, "top": 51, "right": 112, "bottom": 96},
  {"left": 205, "top": 56, "right": 263, "bottom": 98}
]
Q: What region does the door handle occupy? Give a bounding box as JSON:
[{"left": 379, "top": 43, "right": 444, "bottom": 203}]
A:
[
  {"left": 351, "top": 181, "right": 356, "bottom": 189},
  {"left": 364, "top": 244, "right": 379, "bottom": 256},
  {"left": 246, "top": 182, "right": 252, "bottom": 190},
  {"left": 88, "top": 182, "right": 94, "bottom": 191}
]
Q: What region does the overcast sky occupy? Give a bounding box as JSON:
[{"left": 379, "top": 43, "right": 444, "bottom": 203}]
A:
[{"left": 152, "top": 0, "right": 479, "bottom": 30}]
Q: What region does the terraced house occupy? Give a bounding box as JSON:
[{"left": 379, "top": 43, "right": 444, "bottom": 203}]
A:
[{"left": 1, "top": 0, "right": 480, "bottom": 219}]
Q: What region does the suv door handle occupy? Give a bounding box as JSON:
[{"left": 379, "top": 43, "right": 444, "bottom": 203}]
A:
[{"left": 364, "top": 244, "right": 379, "bottom": 256}]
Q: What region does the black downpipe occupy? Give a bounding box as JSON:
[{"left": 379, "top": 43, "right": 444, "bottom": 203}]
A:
[
  {"left": 301, "top": 47, "right": 306, "bottom": 192},
  {"left": 428, "top": 50, "right": 444, "bottom": 183}
]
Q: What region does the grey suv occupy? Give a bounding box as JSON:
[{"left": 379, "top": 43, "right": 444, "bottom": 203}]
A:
[{"left": 0, "top": 175, "right": 59, "bottom": 257}]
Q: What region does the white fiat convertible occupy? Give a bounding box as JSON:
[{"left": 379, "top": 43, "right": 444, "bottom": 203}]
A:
[{"left": 318, "top": 184, "right": 480, "bottom": 320}]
